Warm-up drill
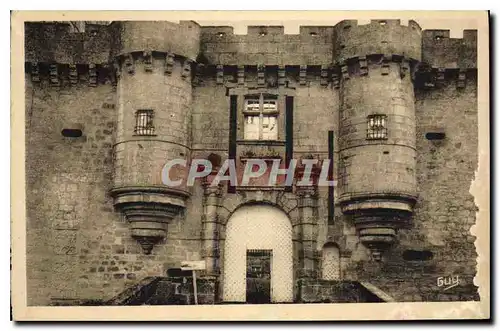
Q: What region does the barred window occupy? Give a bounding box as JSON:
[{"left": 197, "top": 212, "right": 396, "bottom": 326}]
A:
[
  {"left": 134, "top": 109, "right": 155, "bottom": 136},
  {"left": 243, "top": 96, "right": 278, "bottom": 140},
  {"left": 367, "top": 114, "right": 387, "bottom": 140}
]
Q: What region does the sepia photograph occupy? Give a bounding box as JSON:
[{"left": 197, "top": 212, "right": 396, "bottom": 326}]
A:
[{"left": 10, "top": 10, "right": 490, "bottom": 321}]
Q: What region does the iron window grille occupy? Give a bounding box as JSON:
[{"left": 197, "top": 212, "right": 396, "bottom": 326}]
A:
[
  {"left": 134, "top": 109, "right": 155, "bottom": 136},
  {"left": 366, "top": 114, "right": 388, "bottom": 140}
]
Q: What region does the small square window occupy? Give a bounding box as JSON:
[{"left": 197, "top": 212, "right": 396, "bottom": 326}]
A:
[
  {"left": 367, "top": 114, "right": 387, "bottom": 140},
  {"left": 134, "top": 109, "right": 155, "bottom": 136}
]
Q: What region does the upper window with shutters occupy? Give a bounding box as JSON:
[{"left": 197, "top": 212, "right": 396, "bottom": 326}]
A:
[{"left": 243, "top": 95, "right": 279, "bottom": 141}]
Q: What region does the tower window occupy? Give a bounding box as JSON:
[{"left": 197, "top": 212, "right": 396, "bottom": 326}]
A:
[
  {"left": 367, "top": 114, "right": 387, "bottom": 140},
  {"left": 243, "top": 96, "right": 278, "bottom": 140},
  {"left": 134, "top": 109, "right": 155, "bottom": 136}
]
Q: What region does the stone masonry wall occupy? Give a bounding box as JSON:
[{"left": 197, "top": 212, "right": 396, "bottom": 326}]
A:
[
  {"left": 25, "top": 77, "right": 203, "bottom": 305},
  {"left": 26, "top": 77, "right": 118, "bottom": 305},
  {"left": 192, "top": 81, "right": 229, "bottom": 152}
]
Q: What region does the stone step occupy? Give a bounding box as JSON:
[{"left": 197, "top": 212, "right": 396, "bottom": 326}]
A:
[{"left": 101, "top": 277, "right": 386, "bottom": 305}]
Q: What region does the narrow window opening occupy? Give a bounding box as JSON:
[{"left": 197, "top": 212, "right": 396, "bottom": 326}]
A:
[
  {"left": 425, "top": 132, "right": 446, "bottom": 140},
  {"left": 61, "top": 128, "right": 83, "bottom": 138},
  {"left": 379, "top": 20, "right": 387, "bottom": 26},
  {"left": 309, "top": 32, "right": 318, "bottom": 37},
  {"left": 134, "top": 109, "right": 155, "bottom": 136}
]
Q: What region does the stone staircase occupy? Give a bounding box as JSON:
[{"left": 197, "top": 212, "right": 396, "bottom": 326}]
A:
[
  {"left": 76, "top": 276, "right": 387, "bottom": 305},
  {"left": 297, "top": 279, "right": 386, "bottom": 303}
]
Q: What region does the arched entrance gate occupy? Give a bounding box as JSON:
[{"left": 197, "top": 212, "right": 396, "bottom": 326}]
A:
[{"left": 222, "top": 204, "right": 294, "bottom": 303}]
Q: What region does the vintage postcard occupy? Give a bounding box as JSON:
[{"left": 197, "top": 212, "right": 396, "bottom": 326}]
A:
[{"left": 11, "top": 10, "right": 490, "bottom": 320}]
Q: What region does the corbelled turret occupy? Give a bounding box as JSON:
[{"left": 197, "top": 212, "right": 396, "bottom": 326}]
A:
[
  {"left": 333, "top": 19, "right": 422, "bottom": 260},
  {"left": 110, "top": 21, "right": 200, "bottom": 254}
]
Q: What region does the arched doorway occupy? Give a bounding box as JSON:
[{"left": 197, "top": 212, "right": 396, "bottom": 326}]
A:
[
  {"left": 223, "top": 204, "right": 293, "bottom": 303},
  {"left": 321, "top": 243, "right": 340, "bottom": 280}
]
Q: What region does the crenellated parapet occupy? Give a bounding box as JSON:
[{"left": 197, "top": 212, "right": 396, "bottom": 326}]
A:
[
  {"left": 412, "top": 30, "right": 478, "bottom": 90},
  {"left": 24, "top": 20, "right": 200, "bottom": 91},
  {"left": 24, "top": 20, "right": 200, "bottom": 68},
  {"left": 200, "top": 25, "right": 334, "bottom": 65},
  {"left": 422, "top": 29, "right": 477, "bottom": 69},
  {"left": 332, "top": 19, "right": 422, "bottom": 64},
  {"left": 24, "top": 20, "right": 478, "bottom": 91},
  {"left": 24, "top": 21, "right": 114, "bottom": 64},
  {"left": 112, "top": 21, "right": 200, "bottom": 61}
]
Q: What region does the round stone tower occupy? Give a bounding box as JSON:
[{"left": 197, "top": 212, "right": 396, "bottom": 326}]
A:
[
  {"left": 333, "top": 20, "right": 422, "bottom": 260},
  {"left": 110, "top": 21, "right": 200, "bottom": 254}
]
